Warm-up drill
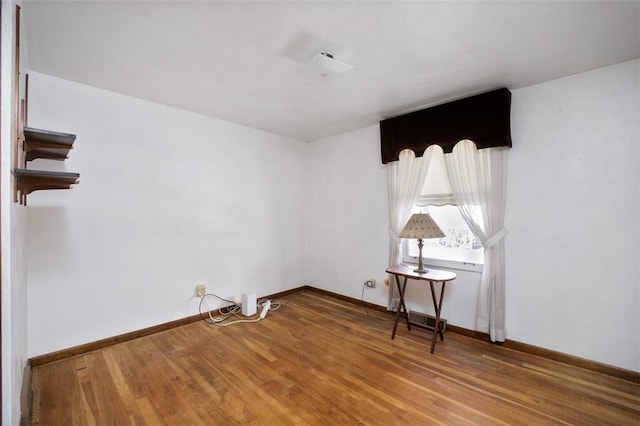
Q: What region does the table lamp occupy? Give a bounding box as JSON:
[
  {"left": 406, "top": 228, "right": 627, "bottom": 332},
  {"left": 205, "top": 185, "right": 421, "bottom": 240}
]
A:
[{"left": 399, "top": 213, "right": 445, "bottom": 273}]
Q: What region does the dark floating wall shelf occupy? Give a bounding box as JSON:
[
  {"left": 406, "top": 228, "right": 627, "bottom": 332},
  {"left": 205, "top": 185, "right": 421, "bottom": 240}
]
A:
[
  {"left": 14, "top": 125, "right": 80, "bottom": 204},
  {"left": 13, "top": 168, "right": 80, "bottom": 196},
  {"left": 13, "top": 126, "right": 80, "bottom": 203},
  {"left": 23, "top": 127, "right": 75, "bottom": 161}
]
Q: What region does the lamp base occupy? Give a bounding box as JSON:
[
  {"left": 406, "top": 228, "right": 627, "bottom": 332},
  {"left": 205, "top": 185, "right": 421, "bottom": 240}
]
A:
[{"left": 414, "top": 239, "right": 428, "bottom": 274}]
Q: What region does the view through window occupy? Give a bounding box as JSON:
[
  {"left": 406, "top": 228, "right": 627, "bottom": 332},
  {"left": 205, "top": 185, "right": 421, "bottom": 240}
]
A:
[{"left": 405, "top": 205, "right": 484, "bottom": 265}]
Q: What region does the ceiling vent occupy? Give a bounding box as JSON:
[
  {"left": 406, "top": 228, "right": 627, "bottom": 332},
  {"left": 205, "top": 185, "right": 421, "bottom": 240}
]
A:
[{"left": 297, "top": 52, "right": 354, "bottom": 80}]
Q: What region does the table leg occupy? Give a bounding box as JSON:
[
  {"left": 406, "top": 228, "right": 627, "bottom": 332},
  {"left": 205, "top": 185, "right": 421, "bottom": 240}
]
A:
[
  {"left": 436, "top": 282, "right": 446, "bottom": 341},
  {"left": 428, "top": 280, "right": 447, "bottom": 354},
  {"left": 391, "top": 275, "right": 410, "bottom": 339}
]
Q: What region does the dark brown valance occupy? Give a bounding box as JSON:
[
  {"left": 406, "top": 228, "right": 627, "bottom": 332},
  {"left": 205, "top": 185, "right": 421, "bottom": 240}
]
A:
[{"left": 380, "top": 88, "right": 512, "bottom": 164}]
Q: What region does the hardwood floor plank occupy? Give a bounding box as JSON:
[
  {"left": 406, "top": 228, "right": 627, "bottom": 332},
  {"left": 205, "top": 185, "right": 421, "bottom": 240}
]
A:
[
  {"left": 31, "top": 290, "right": 640, "bottom": 425},
  {"left": 78, "top": 354, "right": 131, "bottom": 425}
]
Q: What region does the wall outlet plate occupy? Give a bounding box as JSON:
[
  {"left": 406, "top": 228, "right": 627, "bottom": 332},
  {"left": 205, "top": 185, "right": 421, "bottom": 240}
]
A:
[{"left": 195, "top": 284, "right": 206, "bottom": 297}]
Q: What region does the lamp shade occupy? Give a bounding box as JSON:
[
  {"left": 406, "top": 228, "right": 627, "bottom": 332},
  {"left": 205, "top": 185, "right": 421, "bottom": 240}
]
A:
[{"left": 399, "top": 213, "right": 445, "bottom": 239}]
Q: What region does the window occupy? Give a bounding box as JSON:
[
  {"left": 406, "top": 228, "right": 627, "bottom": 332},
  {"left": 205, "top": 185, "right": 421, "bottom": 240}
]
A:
[
  {"left": 404, "top": 205, "right": 484, "bottom": 267},
  {"left": 402, "top": 147, "right": 484, "bottom": 271}
]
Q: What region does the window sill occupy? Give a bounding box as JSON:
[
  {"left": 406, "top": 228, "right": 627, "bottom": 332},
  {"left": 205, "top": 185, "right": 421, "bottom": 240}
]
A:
[{"left": 402, "top": 257, "right": 483, "bottom": 273}]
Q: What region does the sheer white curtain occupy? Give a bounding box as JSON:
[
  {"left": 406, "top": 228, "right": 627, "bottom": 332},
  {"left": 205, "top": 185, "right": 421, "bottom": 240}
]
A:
[
  {"left": 386, "top": 148, "right": 434, "bottom": 309},
  {"left": 444, "top": 140, "right": 509, "bottom": 342}
]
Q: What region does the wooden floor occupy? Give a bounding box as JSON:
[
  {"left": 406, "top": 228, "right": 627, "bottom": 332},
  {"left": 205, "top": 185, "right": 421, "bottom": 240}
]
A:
[{"left": 30, "top": 290, "right": 639, "bottom": 425}]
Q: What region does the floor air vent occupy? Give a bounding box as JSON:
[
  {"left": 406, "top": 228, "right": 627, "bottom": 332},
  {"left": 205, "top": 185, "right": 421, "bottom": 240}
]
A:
[{"left": 408, "top": 311, "right": 447, "bottom": 333}]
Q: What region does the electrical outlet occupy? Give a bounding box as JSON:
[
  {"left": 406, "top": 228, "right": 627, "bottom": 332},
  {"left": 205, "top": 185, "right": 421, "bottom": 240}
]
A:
[
  {"left": 195, "top": 284, "right": 206, "bottom": 297},
  {"left": 365, "top": 278, "right": 376, "bottom": 288}
]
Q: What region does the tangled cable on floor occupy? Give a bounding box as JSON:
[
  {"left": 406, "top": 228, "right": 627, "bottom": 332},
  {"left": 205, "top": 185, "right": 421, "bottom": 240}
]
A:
[{"left": 199, "top": 293, "right": 281, "bottom": 326}]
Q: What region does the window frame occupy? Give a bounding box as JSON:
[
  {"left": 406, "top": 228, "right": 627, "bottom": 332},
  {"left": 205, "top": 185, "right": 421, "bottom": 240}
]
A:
[{"left": 402, "top": 241, "right": 483, "bottom": 273}]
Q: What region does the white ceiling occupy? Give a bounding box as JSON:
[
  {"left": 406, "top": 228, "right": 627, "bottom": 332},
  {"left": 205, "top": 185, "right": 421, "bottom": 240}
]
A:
[{"left": 21, "top": 1, "right": 640, "bottom": 142}]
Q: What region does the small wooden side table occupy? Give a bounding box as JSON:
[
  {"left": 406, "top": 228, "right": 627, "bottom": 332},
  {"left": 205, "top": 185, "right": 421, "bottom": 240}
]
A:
[{"left": 386, "top": 264, "right": 457, "bottom": 354}]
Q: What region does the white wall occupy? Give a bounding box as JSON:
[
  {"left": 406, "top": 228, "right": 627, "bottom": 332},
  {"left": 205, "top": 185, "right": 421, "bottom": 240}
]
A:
[
  {"left": 506, "top": 60, "right": 639, "bottom": 372},
  {"left": 307, "top": 60, "right": 639, "bottom": 372},
  {"left": 2, "top": 1, "right": 29, "bottom": 425},
  {"left": 25, "top": 72, "right": 307, "bottom": 357},
  {"left": 306, "top": 126, "right": 390, "bottom": 302}
]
